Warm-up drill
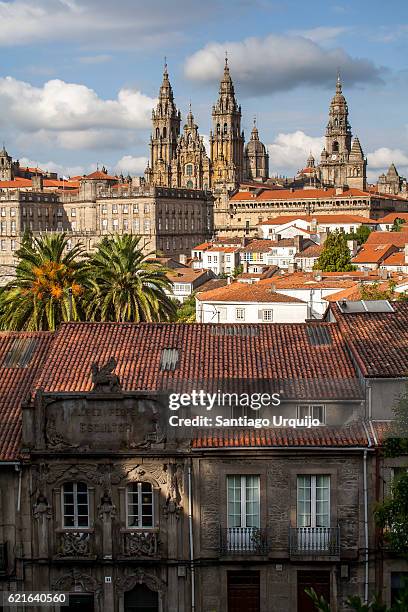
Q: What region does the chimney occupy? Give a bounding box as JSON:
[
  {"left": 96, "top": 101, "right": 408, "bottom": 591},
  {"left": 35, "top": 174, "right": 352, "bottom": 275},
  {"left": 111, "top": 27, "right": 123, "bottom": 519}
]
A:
[
  {"left": 347, "top": 240, "right": 358, "bottom": 256},
  {"left": 227, "top": 276, "right": 233, "bottom": 285},
  {"left": 269, "top": 283, "right": 276, "bottom": 292},
  {"left": 294, "top": 234, "right": 303, "bottom": 252},
  {"left": 31, "top": 174, "right": 43, "bottom": 191},
  {"left": 379, "top": 267, "right": 388, "bottom": 280},
  {"left": 314, "top": 269, "right": 322, "bottom": 281},
  {"left": 243, "top": 261, "right": 249, "bottom": 273},
  {"left": 179, "top": 253, "right": 187, "bottom": 265},
  {"left": 335, "top": 186, "right": 345, "bottom": 195},
  {"left": 288, "top": 262, "right": 298, "bottom": 273}
]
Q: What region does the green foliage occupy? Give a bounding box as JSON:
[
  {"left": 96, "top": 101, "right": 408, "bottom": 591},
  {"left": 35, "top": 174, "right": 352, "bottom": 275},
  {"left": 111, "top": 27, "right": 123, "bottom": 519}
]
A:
[
  {"left": 0, "top": 232, "right": 88, "bottom": 331},
  {"left": 391, "top": 218, "right": 406, "bottom": 232},
  {"left": 0, "top": 233, "right": 178, "bottom": 330},
  {"left": 346, "top": 225, "right": 372, "bottom": 245},
  {"left": 175, "top": 293, "right": 197, "bottom": 323},
  {"left": 232, "top": 264, "right": 244, "bottom": 277},
  {"left": 360, "top": 281, "right": 396, "bottom": 301},
  {"left": 313, "top": 230, "right": 355, "bottom": 272},
  {"left": 306, "top": 585, "right": 408, "bottom": 611},
  {"left": 84, "top": 234, "right": 176, "bottom": 323}
]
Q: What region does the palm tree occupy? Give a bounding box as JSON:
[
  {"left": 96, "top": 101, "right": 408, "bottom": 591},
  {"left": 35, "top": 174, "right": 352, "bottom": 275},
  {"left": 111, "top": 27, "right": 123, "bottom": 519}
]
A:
[
  {"left": 84, "top": 234, "right": 176, "bottom": 322},
  {"left": 0, "top": 233, "right": 88, "bottom": 331}
]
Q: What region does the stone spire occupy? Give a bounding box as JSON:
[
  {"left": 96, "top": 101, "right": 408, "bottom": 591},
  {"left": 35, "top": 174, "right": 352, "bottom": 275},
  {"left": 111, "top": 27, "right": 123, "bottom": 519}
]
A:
[
  {"left": 244, "top": 117, "right": 269, "bottom": 181},
  {"left": 349, "top": 136, "right": 364, "bottom": 160},
  {"left": 307, "top": 151, "right": 315, "bottom": 168}
]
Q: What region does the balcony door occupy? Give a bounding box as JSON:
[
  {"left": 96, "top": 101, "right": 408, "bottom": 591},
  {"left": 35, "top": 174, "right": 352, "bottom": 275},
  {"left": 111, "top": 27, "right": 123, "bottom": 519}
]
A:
[
  {"left": 297, "top": 475, "right": 330, "bottom": 552},
  {"left": 228, "top": 570, "right": 260, "bottom": 612},
  {"left": 227, "top": 475, "right": 260, "bottom": 552}
]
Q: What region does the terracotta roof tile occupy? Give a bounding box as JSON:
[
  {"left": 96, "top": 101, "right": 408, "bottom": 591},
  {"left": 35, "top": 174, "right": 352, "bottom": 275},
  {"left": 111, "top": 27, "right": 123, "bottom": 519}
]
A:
[
  {"left": 352, "top": 244, "right": 397, "bottom": 264},
  {"left": 231, "top": 188, "right": 372, "bottom": 202},
  {"left": 196, "top": 281, "right": 306, "bottom": 303},
  {"left": 366, "top": 231, "right": 408, "bottom": 248},
  {"left": 0, "top": 332, "right": 53, "bottom": 460},
  {"left": 192, "top": 423, "right": 370, "bottom": 448},
  {"left": 332, "top": 301, "right": 408, "bottom": 377},
  {"left": 34, "top": 322, "right": 361, "bottom": 400},
  {"left": 258, "top": 214, "right": 377, "bottom": 226}
]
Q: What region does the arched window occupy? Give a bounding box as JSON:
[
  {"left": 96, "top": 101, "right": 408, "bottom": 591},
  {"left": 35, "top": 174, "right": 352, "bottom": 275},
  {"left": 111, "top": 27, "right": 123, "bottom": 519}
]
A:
[
  {"left": 216, "top": 123, "right": 220, "bottom": 135},
  {"left": 332, "top": 141, "right": 339, "bottom": 153},
  {"left": 62, "top": 482, "right": 89, "bottom": 528},
  {"left": 187, "top": 180, "right": 193, "bottom": 188},
  {"left": 185, "top": 164, "right": 193, "bottom": 176},
  {"left": 223, "top": 123, "right": 228, "bottom": 134},
  {"left": 155, "top": 128, "right": 160, "bottom": 139},
  {"left": 162, "top": 127, "right": 167, "bottom": 138},
  {"left": 127, "top": 482, "right": 153, "bottom": 528}
]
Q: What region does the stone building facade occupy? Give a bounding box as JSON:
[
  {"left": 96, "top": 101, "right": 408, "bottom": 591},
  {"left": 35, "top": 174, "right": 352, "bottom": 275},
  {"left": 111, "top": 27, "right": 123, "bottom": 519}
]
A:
[
  {"left": 0, "top": 180, "right": 213, "bottom": 266},
  {"left": 0, "top": 307, "right": 407, "bottom": 611}
]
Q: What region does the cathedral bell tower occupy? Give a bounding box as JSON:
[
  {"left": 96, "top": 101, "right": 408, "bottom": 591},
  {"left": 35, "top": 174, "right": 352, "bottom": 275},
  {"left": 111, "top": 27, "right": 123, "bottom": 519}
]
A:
[
  {"left": 146, "top": 62, "right": 181, "bottom": 187},
  {"left": 210, "top": 56, "right": 244, "bottom": 190},
  {"left": 319, "top": 74, "right": 366, "bottom": 190}
]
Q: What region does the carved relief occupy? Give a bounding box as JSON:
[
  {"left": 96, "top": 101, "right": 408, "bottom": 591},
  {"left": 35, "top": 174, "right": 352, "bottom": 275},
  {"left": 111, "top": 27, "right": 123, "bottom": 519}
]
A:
[
  {"left": 130, "top": 411, "right": 166, "bottom": 449},
  {"left": 123, "top": 531, "right": 159, "bottom": 557},
  {"left": 56, "top": 531, "right": 92, "bottom": 557},
  {"left": 97, "top": 492, "right": 116, "bottom": 520},
  {"left": 111, "top": 462, "right": 168, "bottom": 487},
  {"left": 116, "top": 569, "right": 165, "bottom": 595},
  {"left": 45, "top": 417, "right": 74, "bottom": 449},
  {"left": 164, "top": 463, "right": 183, "bottom": 518},
  {"left": 32, "top": 494, "right": 52, "bottom": 520},
  {"left": 52, "top": 570, "right": 102, "bottom": 598}
]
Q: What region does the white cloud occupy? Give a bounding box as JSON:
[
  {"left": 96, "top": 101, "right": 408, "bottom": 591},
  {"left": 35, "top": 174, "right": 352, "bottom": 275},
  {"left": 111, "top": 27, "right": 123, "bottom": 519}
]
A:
[
  {"left": 288, "top": 26, "right": 350, "bottom": 43},
  {"left": 114, "top": 155, "right": 148, "bottom": 176},
  {"left": 0, "top": 0, "right": 208, "bottom": 48},
  {"left": 18, "top": 157, "right": 86, "bottom": 177},
  {"left": 367, "top": 147, "right": 408, "bottom": 169},
  {"left": 267, "top": 131, "right": 324, "bottom": 174},
  {"left": 0, "top": 76, "right": 156, "bottom": 132},
  {"left": 184, "top": 34, "right": 384, "bottom": 95}
]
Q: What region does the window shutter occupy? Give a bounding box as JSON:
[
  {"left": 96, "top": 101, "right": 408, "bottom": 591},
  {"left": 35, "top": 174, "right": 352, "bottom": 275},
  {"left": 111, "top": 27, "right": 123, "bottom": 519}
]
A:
[{"left": 258, "top": 309, "right": 263, "bottom": 320}]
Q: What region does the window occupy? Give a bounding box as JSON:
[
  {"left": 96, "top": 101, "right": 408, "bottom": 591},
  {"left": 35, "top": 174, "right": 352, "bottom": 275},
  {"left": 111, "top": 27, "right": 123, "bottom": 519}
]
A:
[
  {"left": 0, "top": 222, "right": 5, "bottom": 234},
  {"left": 185, "top": 164, "right": 193, "bottom": 176},
  {"left": 133, "top": 204, "right": 139, "bottom": 214},
  {"left": 127, "top": 482, "right": 153, "bottom": 528},
  {"left": 71, "top": 208, "right": 76, "bottom": 217},
  {"left": 236, "top": 308, "right": 245, "bottom": 321},
  {"left": 261, "top": 310, "right": 273, "bottom": 322},
  {"left": 297, "top": 475, "right": 330, "bottom": 528},
  {"left": 62, "top": 482, "right": 89, "bottom": 528},
  {"left": 10, "top": 208, "right": 15, "bottom": 217},
  {"left": 57, "top": 208, "right": 63, "bottom": 217},
  {"left": 123, "top": 204, "right": 129, "bottom": 214},
  {"left": 11, "top": 239, "right": 16, "bottom": 251},
  {"left": 227, "top": 475, "right": 260, "bottom": 527},
  {"left": 71, "top": 221, "right": 77, "bottom": 231},
  {"left": 123, "top": 219, "right": 129, "bottom": 231},
  {"left": 144, "top": 219, "right": 150, "bottom": 233},
  {"left": 101, "top": 219, "right": 108, "bottom": 230},
  {"left": 0, "top": 207, "right": 5, "bottom": 217},
  {"left": 112, "top": 204, "right": 118, "bottom": 214},
  {"left": 0, "top": 240, "right": 5, "bottom": 251},
  {"left": 113, "top": 219, "right": 119, "bottom": 230},
  {"left": 144, "top": 204, "right": 149, "bottom": 214},
  {"left": 102, "top": 206, "right": 108, "bottom": 215},
  {"left": 297, "top": 405, "right": 325, "bottom": 424},
  {"left": 133, "top": 219, "right": 140, "bottom": 233}
]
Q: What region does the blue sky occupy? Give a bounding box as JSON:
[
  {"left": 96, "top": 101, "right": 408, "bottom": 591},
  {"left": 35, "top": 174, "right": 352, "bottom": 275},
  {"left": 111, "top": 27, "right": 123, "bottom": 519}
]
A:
[{"left": 1, "top": 0, "right": 408, "bottom": 181}]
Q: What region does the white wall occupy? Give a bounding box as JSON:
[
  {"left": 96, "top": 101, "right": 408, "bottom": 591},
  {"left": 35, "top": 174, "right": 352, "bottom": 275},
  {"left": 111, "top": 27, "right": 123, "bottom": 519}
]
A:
[{"left": 196, "top": 299, "right": 309, "bottom": 323}]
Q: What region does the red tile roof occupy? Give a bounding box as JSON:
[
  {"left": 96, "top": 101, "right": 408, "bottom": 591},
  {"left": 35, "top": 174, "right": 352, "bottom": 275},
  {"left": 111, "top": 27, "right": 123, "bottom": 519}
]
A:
[
  {"left": 192, "top": 423, "right": 371, "bottom": 448},
  {"left": 83, "top": 171, "right": 118, "bottom": 181},
  {"left": 352, "top": 244, "right": 397, "bottom": 264},
  {"left": 378, "top": 213, "right": 408, "bottom": 224},
  {"left": 258, "top": 214, "right": 376, "bottom": 226},
  {"left": 381, "top": 251, "right": 406, "bottom": 266},
  {"left": 34, "top": 322, "right": 361, "bottom": 400},
  {"left": 231, "top": 188, "right": 371, "bottom": 202},
  {"left": 366, "top": 231, "right": 408, "bottom": 248},
  {"left": 295, "top": 244, "right": 323, "bottom": 258},
  {"left": 0, "top": 332, "right": 53, "bottom": 460},
  {"left": 332, "top": 301, "right": 408, "bottom": 377},
  {"left": 196, "top": 281, "right": 306, "bottom": 303}
]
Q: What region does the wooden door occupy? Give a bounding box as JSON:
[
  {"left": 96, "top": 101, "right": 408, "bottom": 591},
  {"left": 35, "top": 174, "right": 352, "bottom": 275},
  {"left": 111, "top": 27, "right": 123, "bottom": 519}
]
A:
[
  {"left": 297, "top": 571, "right": 330, "bottom": 612},
  {"left": 228, "top": 571, "right": 260, "bottom": 612}
]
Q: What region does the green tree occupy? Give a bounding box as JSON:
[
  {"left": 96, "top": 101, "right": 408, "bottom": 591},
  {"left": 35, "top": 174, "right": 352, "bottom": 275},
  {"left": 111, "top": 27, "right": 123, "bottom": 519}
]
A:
[
  {"left": 360, "top": 281, "right": 396, "bottom": 301},
  {"left": 175, "top": 293, "right": 197, "bottom": 323},
  {"left": 391, "top": 218, "right": 406, "bottom": 232},
  {"left": 306, "top": 584, "right": 408, "bottom": 611},
  {"left": 374, "top": 385, "right": 408, "bottom": 558},
  {"left": 0, "top": 232, "right": 88, "bottom": 331},
  {"left": 346, "top": 225, "right": 372, "bottom": 245},
  {"left": 232, "top": 263, "right": 244, "bottom": 277},
  {"left": 84, "top": 234, "right": 176, "bottom": 322},
  {"left": 313, "top": 230, "right": 355, "bottom": 272}
]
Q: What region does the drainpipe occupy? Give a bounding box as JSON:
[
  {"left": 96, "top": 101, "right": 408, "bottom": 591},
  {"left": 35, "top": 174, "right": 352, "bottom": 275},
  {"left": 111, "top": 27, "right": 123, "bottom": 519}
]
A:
[
  {"left": 188, "top": 464, "right": 195, "bottom": 612},
  {"left": 363, "top": 449, "right": 369, "bottom": 603},
  {"left": 16, "top": 464, "right": 22, "bottom": 513}
]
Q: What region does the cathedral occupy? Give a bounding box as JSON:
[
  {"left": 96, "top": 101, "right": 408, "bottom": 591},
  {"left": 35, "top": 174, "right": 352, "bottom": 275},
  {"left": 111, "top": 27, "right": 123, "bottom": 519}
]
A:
[
  {"left": 145, "top": 62, "right": 371, "bottom": 194},
  {"left": 144, "top": 58, "right": 269, "bottom": 191}
]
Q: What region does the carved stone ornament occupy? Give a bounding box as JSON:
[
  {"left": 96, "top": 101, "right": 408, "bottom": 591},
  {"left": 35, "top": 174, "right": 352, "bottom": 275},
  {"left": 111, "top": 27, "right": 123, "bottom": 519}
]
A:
[
  {"left": 130, "top": 411, "right": 166, "bottom": 449},
  {"left": 123, "top": 531, "right": 159, "bottom": 557},
  {"left": 116, "top": 569, "right": 165, "bottom": 595},
  {"left": 52, "top": 570, "right": 102, "bottom": 598},
  {"left": 91, "top": 357, "right": 122, "bottom": 392},
  {"left": 111, "top": 462, "right": 168, "bottom": 487},
  {"left": 33, "top": 494, "right": 52, "bottom": 520},
  {"left": 45, "top": 417, "right": 74, "bottom": 449},
  {"left": 164, "top": 463, "right": 183, "bottom": 518},
  {"left": 57, "top": 531, "right": 91, "bottom": 557},
  {"left": 97, "top": 492, "right": 117, "bottom": 520}
]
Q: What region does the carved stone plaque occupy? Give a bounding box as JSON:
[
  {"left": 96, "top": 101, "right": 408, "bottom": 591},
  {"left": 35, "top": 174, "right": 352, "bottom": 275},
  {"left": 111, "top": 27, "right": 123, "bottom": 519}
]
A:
[{"left": 44, "top": 395, "right": 165, "bottom": 451}]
